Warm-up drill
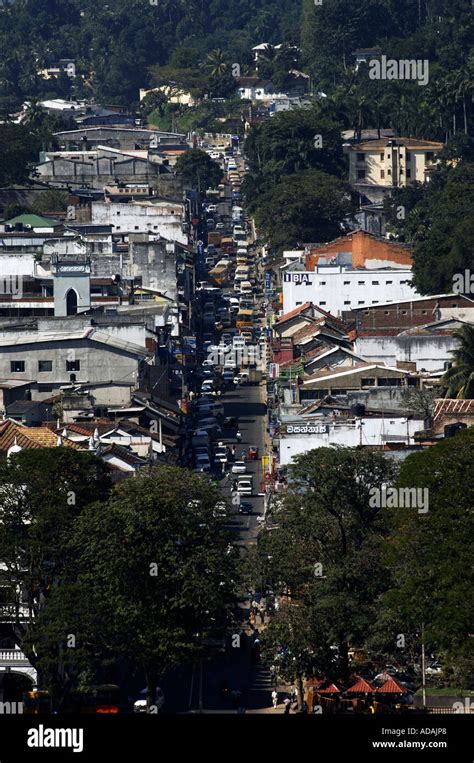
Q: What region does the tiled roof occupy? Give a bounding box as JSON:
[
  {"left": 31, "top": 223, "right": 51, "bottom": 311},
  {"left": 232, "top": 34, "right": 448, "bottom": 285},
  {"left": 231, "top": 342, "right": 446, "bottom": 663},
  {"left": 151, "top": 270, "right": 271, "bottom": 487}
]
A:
[
  {"left": 433, "top": 398, "right": 474, "bottom": 422},
  {"left": 99, "top": 443, "right": 147, "bottom": 466},
  {"left": 317, "top": 683, "right": 341, "bottom": 694},
  {"left": 0, "top": 421, "right": 83, "bottom": 453},
  {"left": 346, "top": 676, "right": 375, "bottom": 693},
  {"left": 375, "top": 675, "right": 407, "bottom": 694},
  {"left": 291, "top": 321, "right": 325, "bottom": 344},
  {"left": 276, "top": 302, "right": 313, "bottom": 324},
  {"left": 353, "top": 138, "right": 443, "bottom": 152}
]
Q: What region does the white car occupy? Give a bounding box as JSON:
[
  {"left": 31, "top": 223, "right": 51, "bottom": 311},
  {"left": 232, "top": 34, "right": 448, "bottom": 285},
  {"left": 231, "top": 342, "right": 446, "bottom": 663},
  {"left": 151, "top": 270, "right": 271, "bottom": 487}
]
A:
[
  {"left": 134, "top": 687, "right": 165, "bottom": 713},
  {"left": 214, "top": 449, "right": 228, "bottom": 464},
  {"left": 235, "top": 479, "right": 252, "bottom": 495},
  {"left": 231, "top": 461, "right": 247, "bottom": 474}
]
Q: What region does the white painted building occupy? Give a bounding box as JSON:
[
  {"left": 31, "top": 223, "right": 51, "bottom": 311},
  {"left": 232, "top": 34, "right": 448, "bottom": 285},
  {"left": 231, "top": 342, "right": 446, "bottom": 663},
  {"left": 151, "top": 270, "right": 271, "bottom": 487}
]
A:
[
  {"left": 354, "top": 319, "right": 467, "bottom": 372},
  {"left": 91, "top": 200, "right": 187, "bottom": 244},
  {"left": 279, "top": 415, "right": 424, "bottom": 466},
  {"left": 282, "top": 266, "right": 418, "bottom": 317}
]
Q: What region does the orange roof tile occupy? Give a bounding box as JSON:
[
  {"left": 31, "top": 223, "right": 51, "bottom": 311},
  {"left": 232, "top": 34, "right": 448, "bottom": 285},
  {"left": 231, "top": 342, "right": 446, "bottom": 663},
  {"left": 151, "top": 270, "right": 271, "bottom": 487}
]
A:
[
  {"left": 375, "top": 675, "right": 406, "bottom": 694},
  {"left": 0, "top": 421, "right": 83, "bottom": 453},
  {"left": 276, "top": 302, "right": 313, "bottom": 323},
  {"left": 346, "top": 676, "right": 375, "bottom": 693}
]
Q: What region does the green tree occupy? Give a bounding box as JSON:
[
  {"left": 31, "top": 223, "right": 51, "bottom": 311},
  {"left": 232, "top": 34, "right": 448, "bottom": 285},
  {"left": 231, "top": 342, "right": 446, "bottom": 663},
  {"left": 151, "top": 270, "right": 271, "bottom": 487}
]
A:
[
  {"left": 258, "top": 447, "right": 396, "bottom": 692},
  {"left": 252, "top": 169, "right": 355, "bottom": 253},
  {"left": 0, "top": 124, "right": 41, "bottom": 186},
  {"left": 381, "top": 429, "right": 474, "bottom": 686},
  {"left": 140, "top": 90, "right": 169, "bottom": 118},
  {"left": 175, "top": 148, "right": 223, "bottom": 191},
  {"left": 441, "top": 324, "right": 474, "bottom": 399},
  {"left": 32, "top": 188, "right": 68, "bottom": 215},
  {"left": 67, "top": 466, "right": 238, "bottom": 709},
  {"left": 0, "top": 448, "right": 111, "bottom": 690}
]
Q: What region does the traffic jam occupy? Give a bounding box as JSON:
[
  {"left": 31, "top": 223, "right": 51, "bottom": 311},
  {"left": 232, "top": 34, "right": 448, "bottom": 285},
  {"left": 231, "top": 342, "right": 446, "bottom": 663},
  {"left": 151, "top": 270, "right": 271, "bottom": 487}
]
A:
[{"left": 187, "top": 142, "right": 267, "bottom": 526}]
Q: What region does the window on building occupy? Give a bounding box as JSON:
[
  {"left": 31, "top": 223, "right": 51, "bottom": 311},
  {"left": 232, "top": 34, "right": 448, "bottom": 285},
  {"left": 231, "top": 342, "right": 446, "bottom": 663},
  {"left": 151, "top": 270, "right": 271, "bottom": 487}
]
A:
[
  {"left": 378, "top": 378, "right": 402, "bottom": 386},
  {"left": 66, "top": 360, "right": 80, "bottom": 372},
  {"left": 116, "top": 226, "right": 121, "bottom": 230},
  {"left": 358, "top": 300, "right": 365, "bottom": 304},
  {"left": 361, "top": 378, "right": 376, "bottom": 386},
  {"left": 134, "top": 226, "right": 139, "bottom": 230},
  {"left": 344, "top": 300, "right": 350, "bottom": 305},
  {"left": 406, "top": 169, "right": 411, "bottom": 178},
  {"left": 320, "top": 281, "right": 326, "bottom": 286},
  {"left": 116, "top": 211, "right": 120, "bottom": 216},
  {"left": 357, "top": 170, "right": 366, "bottom": 179},
  {"left": 38, "top": 360, "right": 52, "bottom": 372},
  {"left": 358, "top": 281, "right": 365, "bottom": 285},
  {"left": 401, "top": 310, "right": 408, "bottom": 315},
  {"left": 386, "top": 280, "right": 393, "bottom": 285},
  {"left": 380, "top": 152, "right": 384, "bottom": 160},
  {"left": 320, "top": 301, "right": 326, "bottom": 305},
  {"left": 387, "top": 168, "right": 391, "bottom": 175},
  {"left": 372, "top": 280, "right": 379, "bottom": 285},
  {"left": 295, "top": 301, "right": 302, "bottom": 306},
  {"left": 10, "top": 360, "right": 25, "bottom": 373},
  {"left": 344, "top": 281, "right": 350, "bottom": 285},
  {"left": 384, "top": 311, "right": 390, "bottom": 315},
  {"left": 422, "top": 310, "right": 427, "bottom": 314},
  {"left": 380, "top": 170, "right": 385, "bottom": 179},
  {"left": 406, "top": 151, "right": 411, "bottom": 160},
  {"left": 407, "top": 378, "right": 418, "bottom": 386},
  {"left": 372, "top": 300, "right": 379, "bottom": 304},
  {"left": 357, "top": 153, "right": 365, "bottom": 162}
]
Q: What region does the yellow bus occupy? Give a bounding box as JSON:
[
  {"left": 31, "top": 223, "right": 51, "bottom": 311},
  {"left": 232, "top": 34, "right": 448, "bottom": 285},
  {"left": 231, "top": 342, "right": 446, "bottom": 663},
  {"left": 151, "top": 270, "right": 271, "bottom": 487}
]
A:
[{"left": 236, "top": 308, "right": 255, "bottom": 329}]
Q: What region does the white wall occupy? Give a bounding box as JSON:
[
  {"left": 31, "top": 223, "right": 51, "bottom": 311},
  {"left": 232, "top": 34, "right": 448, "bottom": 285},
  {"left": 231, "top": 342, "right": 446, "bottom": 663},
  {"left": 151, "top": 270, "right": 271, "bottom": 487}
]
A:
[
  {"left": 282, "top": 267, "right": 418, "bottom": 317},
  {"left": 279, "top": 417, "right": 424, "bottom": 466},
  {"left": 355, "top": 334, "right": 458, "bottom": 372},
  {"left": 91, "top": 201, "right": 187, "bottom": 244}
]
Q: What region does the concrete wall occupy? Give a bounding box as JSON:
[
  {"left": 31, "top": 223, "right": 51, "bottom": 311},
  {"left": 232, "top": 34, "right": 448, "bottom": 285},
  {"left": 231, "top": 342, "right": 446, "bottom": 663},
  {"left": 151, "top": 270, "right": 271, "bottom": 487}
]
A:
[
  {"left": 0, "top": 339, "right": 142, "bottom": 395},
  {"left": 91, "top": 201, "right": 186, "bottom": 244},
  {"left": 279, "top": 417, "right": 424, "bottom": 465},
  {"left": 282, "top": 267, "right": 417, "bottom": 316},
  {"left": 306, "top": 231, "right": 412, "bottom": 270},
  {"left": 0, "top": 254, "right": 36, "bottom": 279},
  {"left": 355, "top": 334, "right": 457, "bottom": 373}
]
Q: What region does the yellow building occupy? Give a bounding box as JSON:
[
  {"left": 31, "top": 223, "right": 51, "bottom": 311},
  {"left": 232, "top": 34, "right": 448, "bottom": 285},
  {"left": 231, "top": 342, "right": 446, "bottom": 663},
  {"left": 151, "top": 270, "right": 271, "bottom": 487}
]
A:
[{"left": 348, "top": 137, "right": 443, "bottom": 188}]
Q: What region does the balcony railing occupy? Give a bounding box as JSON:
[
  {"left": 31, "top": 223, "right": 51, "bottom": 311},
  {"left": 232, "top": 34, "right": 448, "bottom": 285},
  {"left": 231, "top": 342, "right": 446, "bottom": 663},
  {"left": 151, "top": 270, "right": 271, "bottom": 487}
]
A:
[{"left": 0, "top": 649, "right": 31, "bottom": 666}]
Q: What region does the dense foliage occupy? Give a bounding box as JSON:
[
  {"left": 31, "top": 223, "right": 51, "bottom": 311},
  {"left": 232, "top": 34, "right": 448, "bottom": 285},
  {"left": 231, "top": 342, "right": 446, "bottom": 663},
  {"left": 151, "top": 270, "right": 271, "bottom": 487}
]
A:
[
  {"left": 259, "top": 435, "right": 474, "bottom": 691},
  {"left": 0, "top": 0, "right": 301, "bottom": 108}
]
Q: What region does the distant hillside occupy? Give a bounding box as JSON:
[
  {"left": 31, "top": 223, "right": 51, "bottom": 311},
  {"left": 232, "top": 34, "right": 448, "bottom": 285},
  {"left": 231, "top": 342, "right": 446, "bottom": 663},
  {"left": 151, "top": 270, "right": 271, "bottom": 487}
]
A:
[{"left": 0, "top": 0, "right": 302, "bottom": 107}]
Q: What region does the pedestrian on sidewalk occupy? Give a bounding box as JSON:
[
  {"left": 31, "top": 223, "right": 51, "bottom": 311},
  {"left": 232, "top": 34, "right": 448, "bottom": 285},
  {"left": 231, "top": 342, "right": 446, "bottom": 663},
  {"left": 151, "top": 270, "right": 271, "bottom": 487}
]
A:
[
  {"left": 283, "top": 697, "right": 291, "bottom": 714},
  {"left": 272, "top": 690, "right": 278, "bottom": 709},
  {"left": 236, "top": 430, "right": 242, "bottom": 443}
]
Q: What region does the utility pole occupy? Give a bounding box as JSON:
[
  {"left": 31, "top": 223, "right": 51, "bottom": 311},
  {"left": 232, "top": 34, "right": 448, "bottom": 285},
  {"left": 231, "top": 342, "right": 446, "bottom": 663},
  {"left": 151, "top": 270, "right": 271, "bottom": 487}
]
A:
[{"left": 421, "top": 622, "right": 426, "bottom": 709}]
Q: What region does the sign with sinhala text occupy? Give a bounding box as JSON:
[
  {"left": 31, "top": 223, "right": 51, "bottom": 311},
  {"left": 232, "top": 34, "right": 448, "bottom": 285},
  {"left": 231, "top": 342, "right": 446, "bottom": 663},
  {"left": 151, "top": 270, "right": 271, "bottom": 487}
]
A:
[{"left": 284, "top": 423, "right": 328, "bottom": 435}]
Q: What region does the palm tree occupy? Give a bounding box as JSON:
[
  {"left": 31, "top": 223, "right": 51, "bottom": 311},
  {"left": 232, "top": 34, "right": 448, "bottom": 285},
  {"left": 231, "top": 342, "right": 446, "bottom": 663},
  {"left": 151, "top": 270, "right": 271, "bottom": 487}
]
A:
[
  {"left": 453, "top": 67, "right": 474, "bottom": 135},
  {"left": 22, "top": 98, "right": 46, "bottom": 130},
  {"left": 204, "top": 49, "right": 228, "bottom": 77},
  {"left": 441, "top": 324, "right": 474, "bottom": 399}
]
